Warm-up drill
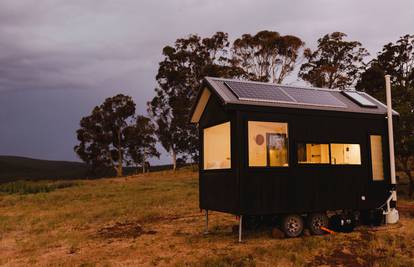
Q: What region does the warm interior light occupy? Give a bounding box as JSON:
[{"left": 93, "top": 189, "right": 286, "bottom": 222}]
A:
[
  {"left": 330, "top": 144, "right": 361, "bottom": 165},
  {"left": 370, "top": 135, "right": 384, "bottom": 180},
  {"left": 203, "top": 122, "right": 231, "bottom": 170},
  {"left": 298, "top": 144, "right": 329, "bottom": 164},
  {"left": 248, "top": 121, "right": 288, "bottom": 167}
]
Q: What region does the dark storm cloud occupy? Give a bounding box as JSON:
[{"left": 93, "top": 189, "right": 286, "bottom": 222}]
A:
[{"left": 0, "top": 0, "right": 413, "bottom": 162}]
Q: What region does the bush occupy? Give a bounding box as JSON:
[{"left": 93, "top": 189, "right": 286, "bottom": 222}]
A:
[{"left": 0, "top": 180, "right": 77, "bottom": 195}]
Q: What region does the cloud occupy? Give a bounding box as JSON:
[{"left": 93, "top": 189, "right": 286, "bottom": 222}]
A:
[{"left": 0, "top": 0, "right": 413, "bottom": 162}]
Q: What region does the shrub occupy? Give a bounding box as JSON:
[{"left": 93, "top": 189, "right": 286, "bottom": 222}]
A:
[{"left": 0, "top": 180, "right": 77, "bottom": 195}]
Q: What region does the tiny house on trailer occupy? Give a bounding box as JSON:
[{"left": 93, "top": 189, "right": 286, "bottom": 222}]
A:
[{"left": 189, "top": 76, "right": 399, "bottom": 240}]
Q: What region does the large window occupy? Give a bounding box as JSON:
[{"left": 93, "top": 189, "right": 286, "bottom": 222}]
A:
[
  {"left": 370, "top": 135, "right": 384, "bottom": 181},
  {"left": 297, "top": 143, "right": 330, "bottom": 164},
  {"left": 248, "top": 121, "right": 288, "bottom": 167},
  {"left": 203, "top": 122, "right": 231, "bottom": 170},
  {"left": 330, "top": 144, "right": 361, "bottom": 165}
]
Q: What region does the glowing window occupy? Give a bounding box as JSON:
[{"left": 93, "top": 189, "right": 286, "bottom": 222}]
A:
[
  {"left": 203, "top": 122, "right": 231, "bottom": 170},
  {"left": 248, "top": 121, "right": 288, "bottom": 167},
  {"left": 297, "top": 144, "right": 330, "bottom": 164},
  {"left": 370, "top": 135, "right": 384, "bottom": 181},
  {"left": 330, "top": 144, "right": 361, "bottom": 165}
]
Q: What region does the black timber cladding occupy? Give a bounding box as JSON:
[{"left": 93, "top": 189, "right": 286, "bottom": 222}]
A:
[{"left": 195, "top": 77, "right": 396, "bottom": 216}]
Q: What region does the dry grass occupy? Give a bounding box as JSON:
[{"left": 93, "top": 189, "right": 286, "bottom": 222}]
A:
[{"left": 0, "top": 168, "right": 413, "bottom": 266}]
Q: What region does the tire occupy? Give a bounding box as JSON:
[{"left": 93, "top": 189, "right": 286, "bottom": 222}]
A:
[
  {"left": 307, "top": 213, "right": 329, "bottom": 235},
  {"left": 281, "top": 214, "right": 304, "bottom": 238}
]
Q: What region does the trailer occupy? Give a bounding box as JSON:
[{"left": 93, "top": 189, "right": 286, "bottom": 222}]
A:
[{"left": 190, "top": 76, "right": 400, "bottom": 240}]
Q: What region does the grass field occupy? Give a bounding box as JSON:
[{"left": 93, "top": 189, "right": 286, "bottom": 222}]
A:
[{"left": 1, "top": 169, "right": 414, "bottom": 266}]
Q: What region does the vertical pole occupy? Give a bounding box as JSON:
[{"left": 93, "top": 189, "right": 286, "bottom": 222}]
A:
[
  {"left": 385, "top": 75, "right": 397, "bottom": 201},
  {"left": 204, "top": 210, "right": 209, "bottom": 234},
  {"left": 238, "top": 215, "right": 243, "bottom": 243}
]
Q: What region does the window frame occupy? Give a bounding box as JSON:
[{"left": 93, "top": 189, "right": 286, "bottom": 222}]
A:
[
  {"left": 202, "top": 121, "right": 232, "bottom": 171},
  {"left": 247, "top": 120, "right": 290, "bottom": 169},
  {"left": 296, "top": 142, "right": 331, "bottom": 166}
]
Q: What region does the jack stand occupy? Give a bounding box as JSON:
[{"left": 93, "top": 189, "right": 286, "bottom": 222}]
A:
[
  {"left": 204, "top": 210, "right": 209, "bottom": 234},
  {"left": 238, "top": 215, "right": 243, "bottom": 243}
]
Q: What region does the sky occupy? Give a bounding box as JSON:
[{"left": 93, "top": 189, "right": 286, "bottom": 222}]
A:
[{"left": 0, "top": 0, "right": 413, "bottom": 164}]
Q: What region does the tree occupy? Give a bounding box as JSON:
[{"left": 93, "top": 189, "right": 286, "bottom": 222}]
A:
[
  {"left": 124, "top": 115, "right": 160, "bottom": 173},
  {"left": 148, "top": 32, "right": 244, "bottom": 170},
  {"left": 357, "top": 34, "right": 414, "bottom": 197},
  {"left": 74, "top": 94, "right": 135, "bottom": 177},
  {"left": 232, "top": 30, "right": 305, "bottom": 83},
  {"left": 299, "top": 32, "right": 369, "bottom": 89}
]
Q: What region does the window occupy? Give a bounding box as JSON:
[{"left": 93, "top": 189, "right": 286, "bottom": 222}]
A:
[
  {"left": 370, "top": 135, "right": 384, "bottom": 181},
  {"left": 248, "top": 121, "right": 288, "bottom": 167},
  {"left": 203, "top": 122, "right": 231, "bottom": 170},
  {"left": 297, "top": 143, "right": 330, "bottom": 164},
  {"left": 330, "top": 144, "right": 361, "bottom": 165}
]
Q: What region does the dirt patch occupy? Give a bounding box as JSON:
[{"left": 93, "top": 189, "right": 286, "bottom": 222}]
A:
[
  {"left": 312, "top": 247, "right": 364, "bottom": 267},
  {"left": 97, "top": 221, "right": 157, "bottom": 239},
  {"left": 311, "top": 230, "right": 376, "bottom": 266},
  {"left": 138, "top": 213, "right": 202, "bottom": 224}
]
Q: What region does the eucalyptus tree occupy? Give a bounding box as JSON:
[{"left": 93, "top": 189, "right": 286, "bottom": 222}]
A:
[
  {"left": 148, "top": 32, "right": 244, "bottom": 170},
  {"left": 299, "top": 32, "right": 369, "bottom": 89},
  {"left": 357, "top": 34, "right": 414, "bottom": 197},
  {"left": 75, "top": 94, "right": 136, "bottom": 176},
  {"left": 232, "top": 30, "right": 305, "bottom": 83}
]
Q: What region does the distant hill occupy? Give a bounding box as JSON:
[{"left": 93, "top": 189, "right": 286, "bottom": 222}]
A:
[
  {"left": 0, "top": 156, "right": 89, "bottom": 182},
  {"left": 0, "top": 155, "right": 181, "bottom": 183}
]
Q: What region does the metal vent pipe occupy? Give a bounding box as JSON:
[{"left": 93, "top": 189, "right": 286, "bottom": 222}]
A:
[{"left": 384, "top": 74, "right": 399, "bottom": 224}]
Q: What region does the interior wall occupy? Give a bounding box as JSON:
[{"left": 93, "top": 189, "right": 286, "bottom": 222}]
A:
[
  {"left": 331, "top": 144, "right": 361, "bottom": 165},
  {"left": 203, "top": 122, "right": 231, "bottom": 170},
  {"left": 306, "top": 144, "right": 329, "bottom": 163},
  {"left": 247, "top": 121, "right": 288, "bottom": 167},
  {"left": 370, "top": 135, "right": 384, "bottom": 180}
]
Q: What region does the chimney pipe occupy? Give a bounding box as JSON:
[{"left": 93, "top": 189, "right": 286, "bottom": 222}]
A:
[
  {"left": 385, "top": 75, "right": 397, "bottom": 191},
  {"left": 384, "top": 74, "right": 399, "bottom": 224}
]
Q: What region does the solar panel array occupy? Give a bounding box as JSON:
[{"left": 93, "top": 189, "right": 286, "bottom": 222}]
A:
[
  {"left": 224, "top": 81, "right": 347, "bottom": 108},
  {"left": 280, "top": 87, "right": 346, "bottom": 107},
  {"left": 224, "top": 81, "right": 293, "bottom": 102},
  {"left": 342, "top": 91, "right": 377, "bottom": 108}
]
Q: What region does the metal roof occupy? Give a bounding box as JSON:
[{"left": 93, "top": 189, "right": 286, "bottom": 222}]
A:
[{"left": 203, "top": 77, "right": 398, "bottom": 116}]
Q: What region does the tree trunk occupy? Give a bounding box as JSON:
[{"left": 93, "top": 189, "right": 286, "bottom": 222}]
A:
[
  {"left": 117, "top": 152, "right": 123, "bottom": 177},
  {"left": 116, "top": 129, "right": 123, "bottom": 177},
  {"left": 142, "top": 155, "right": 146, "bottom": 173},
  {"left": 135, "top": 163, "right": 139, "bottom": 174},
  {"left": 171, "top": 149, "right": 177, "bottom": 171}
]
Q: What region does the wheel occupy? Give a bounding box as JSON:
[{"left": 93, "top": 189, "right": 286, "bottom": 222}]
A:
[
  {"left": 281, "top": 214, "right": 304, "bottom": 238},
  {"left": 307, "top": 213, "right": 329, "bottom": 235}
]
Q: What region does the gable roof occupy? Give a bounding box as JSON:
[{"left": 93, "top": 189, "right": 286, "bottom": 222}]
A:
[{"left": 190, "top": 77, "right": 398, "bottom": 123}]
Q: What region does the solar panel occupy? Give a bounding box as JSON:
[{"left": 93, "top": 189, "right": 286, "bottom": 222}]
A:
[
  {"left": 224, "top": 80, "right": 346, "bottom": 108},
  {"left": 281, "top": 87, "right": 347, "bottom": 108},
  {"left": 224, "top": 81, "right": 293, "bottom": 103},
  {"left": 342, "top": 91, "right": 377, "bottom": 108}
]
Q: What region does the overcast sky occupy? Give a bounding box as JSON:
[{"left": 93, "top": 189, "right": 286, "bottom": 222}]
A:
[{"left": 0, "top": 0, "right": 413, "bottom": 164}]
